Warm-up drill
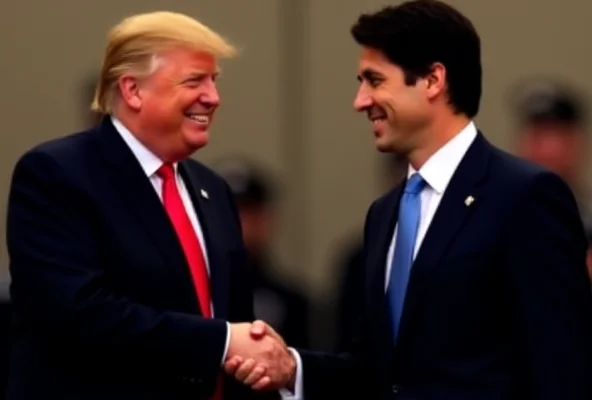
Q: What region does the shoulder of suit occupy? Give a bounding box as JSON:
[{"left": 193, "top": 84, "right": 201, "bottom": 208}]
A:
[
  {"left": 368, "top": 144, "right": 553, "bottom": 206},
  {"left": 487, "top": 144, "right": 556, "bottom": 186},
  {"left": 465, "top": 141, "right": 570, "bottom": 206},
  {"left": 15, "top": 127, "right": 97, "bottom": 172}
]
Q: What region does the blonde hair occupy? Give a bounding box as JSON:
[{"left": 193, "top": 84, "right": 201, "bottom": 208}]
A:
[{"left": 91, "top": 11, "right": 237, "bottom": 114}]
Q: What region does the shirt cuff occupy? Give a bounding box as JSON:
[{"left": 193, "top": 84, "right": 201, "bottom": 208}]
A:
[
  {"left": 220, "top": 322, "right": 230, "bottom": 365},
  {"left": 279, "top": 347, "right": 303, "bottom": 400}
]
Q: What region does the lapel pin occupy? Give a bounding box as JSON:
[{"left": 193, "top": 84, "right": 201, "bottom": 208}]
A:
[
  {"left": 464, "top": 195, "right": 475, "bottom": 207},
  {"left": 200, "top": 189, "right": 209, "bottom": 199}
]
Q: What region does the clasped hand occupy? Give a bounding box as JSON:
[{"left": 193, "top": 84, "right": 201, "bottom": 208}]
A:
[{"left": 224, "top": 321, "right": 296, "bottom": 391}]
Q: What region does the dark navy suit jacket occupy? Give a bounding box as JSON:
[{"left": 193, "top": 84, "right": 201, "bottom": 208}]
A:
[
  {"left": 298, "top": 133, "right": 592, "bottom": 399},
  {"left": 5, "top": 118, "right": 276, "bottom": 400}
]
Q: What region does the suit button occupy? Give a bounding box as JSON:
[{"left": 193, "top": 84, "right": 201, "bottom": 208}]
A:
[{"left": 391, "top": 384, "right": 400, "bottom": 394}]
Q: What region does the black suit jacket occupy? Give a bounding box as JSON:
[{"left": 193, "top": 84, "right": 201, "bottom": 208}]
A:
[
  {"left": 298, "top": 133, "right": 592, "bottom": 400},
  {"left": 0, "top": 298, "right": 10, "bottom": 400},
  {"left": 5, "top": 118, "right": 275, "bottom": 400}
]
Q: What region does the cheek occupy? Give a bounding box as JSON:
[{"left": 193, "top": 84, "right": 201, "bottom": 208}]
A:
[
  {"left": 177, "top": 89, "right": 200, "bottom": 108},
  {"left": 141, "top": 95, "right": 186, "bottom": 132},
  {"left": 372, "top": 91, "right": 397, "bottom": 115},
  {"left": 142, "top": 89, "right": 172, "bottom": 114},
  {"left": 376, "top": 90, "right": 425, "bottom": 122},
  {"left": 144, "top": 85, "right": 194, "bottom": 114}
]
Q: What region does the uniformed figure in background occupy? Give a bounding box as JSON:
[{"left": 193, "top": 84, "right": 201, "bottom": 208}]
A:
[
  {"left": 214, "top": 157, "right": 311, "bottom": 348},
  {"left": 333, "top": 153, "right": 407, "bottom": 350},
  {"left": 512, "top": 79, "right": 592, "bottom": 280}
]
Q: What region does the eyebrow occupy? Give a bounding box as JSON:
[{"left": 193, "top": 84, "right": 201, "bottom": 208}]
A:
[
  {"left": 184, "top": 68, "right": 221, "bottom": 80},
  {"left": 357, "top": 68, "right": 383, "bottom": 82}
]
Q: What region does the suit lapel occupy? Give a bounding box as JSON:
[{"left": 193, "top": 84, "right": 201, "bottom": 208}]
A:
[
  {"left": 366, "top": 185, "right": 404, "bottom": 354},
  {"left": 96, "top": 118, "right": 200, "bottom": 312},
  {"left": 179, "top": 162, "right": 229, "bottom": 320},
  {"left": 366, "top": 186, "right": 401, "bottom": 301},
  {"left": 396, "top": 133, "right": 491, "bottom": 346}
]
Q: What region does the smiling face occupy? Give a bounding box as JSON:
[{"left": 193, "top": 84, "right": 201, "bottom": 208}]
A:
[
  {"left": 118, "top": 47, "right": 221, "bottom": 161},
  {"left": 353, "top": 47, "right": 436, "bottom": 155}
]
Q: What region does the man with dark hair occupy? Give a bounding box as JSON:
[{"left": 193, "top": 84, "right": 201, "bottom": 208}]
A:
[{"left": 226, "top": 1, "right": 592, "bottom": 399}]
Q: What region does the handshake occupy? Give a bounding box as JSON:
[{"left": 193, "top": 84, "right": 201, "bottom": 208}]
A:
[{"left": 225, "top": 321, "right": 297, "bottom": 392}]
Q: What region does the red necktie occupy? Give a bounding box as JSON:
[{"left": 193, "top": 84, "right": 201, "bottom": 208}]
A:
[
  {"left": 158, "top": 163, "right": 212, "bottom": 317},
  {"left": 157, "top": 163, "right": 222, "bottom": 400}
]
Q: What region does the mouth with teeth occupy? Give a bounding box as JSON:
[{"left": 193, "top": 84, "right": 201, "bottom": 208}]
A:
[
  {"left": 370, "top": 116, "right": 386, "bottom": 124},
  {"left": 368, "top": 109, "right": 387, "bottom": 135},
  {"left": 185, "top": 113, "right": 210, "bottom": 126},
  {"left": 367, "top": 106, "right": 387, "bottom": 123}
]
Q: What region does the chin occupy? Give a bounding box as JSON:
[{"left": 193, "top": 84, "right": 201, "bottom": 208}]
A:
[
  {"left": 374, "top": 136, "right": 394, "bottom": 153},
  {"left": 183, "top": 129, "right": 210, "bottom": 151},
  {"left": 374, "top": 143, "right": 390, "bottom": 152}
]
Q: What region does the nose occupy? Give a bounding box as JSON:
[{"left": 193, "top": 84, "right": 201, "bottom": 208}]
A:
[
  {"left": 200, "top": 78, "right": 220, "bottom": 108},
  {"left": 353, "top": 85, "right": 372, "bottom": 112}
]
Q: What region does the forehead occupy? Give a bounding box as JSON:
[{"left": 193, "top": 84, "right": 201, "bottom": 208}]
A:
[
  {"left": 523, "top": 121, "right": 581, "bottom": 137},
  {"left": 357, "top": 47, "right": 395, "bottom": 74}
]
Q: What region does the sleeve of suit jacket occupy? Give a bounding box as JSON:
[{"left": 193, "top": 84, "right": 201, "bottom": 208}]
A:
[
  {"left": 6, "top": 149, "right": 228, "bottom": 383},
  {"left": 506, "top": 171, "right": 592, "bottom": 399}
]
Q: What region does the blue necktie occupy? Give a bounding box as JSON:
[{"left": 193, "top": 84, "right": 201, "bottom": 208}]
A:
[{"left": 387, "top": 173, "right": 426, "bottom": 343}]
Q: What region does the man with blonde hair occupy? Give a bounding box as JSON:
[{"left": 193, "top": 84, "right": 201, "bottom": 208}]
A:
[{"left": 5, "top": 11, "right": 291, "bottom": 400}]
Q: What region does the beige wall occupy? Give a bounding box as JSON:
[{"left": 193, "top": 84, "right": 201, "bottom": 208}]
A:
[{"left": 1, "top": 0, "right": 591, "bottom": 301}]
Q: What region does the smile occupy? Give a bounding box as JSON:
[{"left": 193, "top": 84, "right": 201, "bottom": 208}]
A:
[{"left": 185, "top": 114, "right": 209, "bottom": 124}]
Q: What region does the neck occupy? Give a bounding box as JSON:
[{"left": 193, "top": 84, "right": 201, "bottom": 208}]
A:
[{"left": 408, "top": 113, "right": 471, "bottom": 170}]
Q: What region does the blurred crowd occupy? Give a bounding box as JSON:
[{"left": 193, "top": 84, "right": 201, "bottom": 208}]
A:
[{"left": 1, "top": 72, "right": 591, "bottom": 398}]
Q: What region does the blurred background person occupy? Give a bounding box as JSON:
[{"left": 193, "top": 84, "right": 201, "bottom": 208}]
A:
[
  {"left": 513, "top": 79, "right": 591, "bottom": 225},
  {"left": 214, "top": 157, "right": 311, "bottom": 348},
  {"left": 512, "top": 79, "right": 592, "bottom": 281},
  {"left": 332, "top": 153, "right": 406, "bottom": 350}
]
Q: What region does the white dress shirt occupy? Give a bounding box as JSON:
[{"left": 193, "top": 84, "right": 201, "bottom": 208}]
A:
[
  {"left": 281, "top": 121, "right": 478, "bottom": 400},
  {"left": 111, "top": 116, "right": 230, "bottom": 364}
]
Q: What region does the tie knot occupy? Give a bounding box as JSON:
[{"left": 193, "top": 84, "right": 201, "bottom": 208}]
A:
[
  {"left": 157, "top": 163, "right": 175, "bottom": 180},
  {"left": 404, "top": 173, "right": 426, "bottom": 194}
]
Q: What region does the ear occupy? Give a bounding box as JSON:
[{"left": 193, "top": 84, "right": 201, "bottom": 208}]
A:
[
  {"left": 425, "top": 62, "right": 446, "bottom": 100},
  {"left": 118, "top": 74, "right": 143, "bottom": 111}
]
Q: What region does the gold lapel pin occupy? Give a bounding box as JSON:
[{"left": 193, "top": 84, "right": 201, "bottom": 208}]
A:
[
  {"left": 200, "top": 189, "right": 209, "bottom": 199},
  {"left": 464, "top": 195, "right": 475, "bottom": 206}
]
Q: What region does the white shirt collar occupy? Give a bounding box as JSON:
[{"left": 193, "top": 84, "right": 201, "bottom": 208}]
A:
[
  {"left": 408, "top": 121, "right": 478, "bottom": 194},
  {"left": 111, "top": 116, "right": 176, "bottom": 177}
]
